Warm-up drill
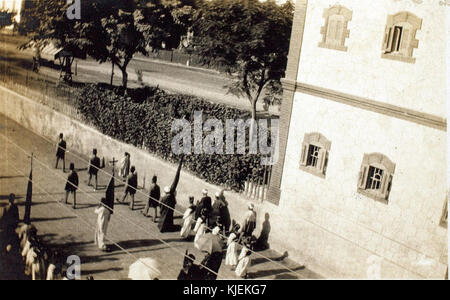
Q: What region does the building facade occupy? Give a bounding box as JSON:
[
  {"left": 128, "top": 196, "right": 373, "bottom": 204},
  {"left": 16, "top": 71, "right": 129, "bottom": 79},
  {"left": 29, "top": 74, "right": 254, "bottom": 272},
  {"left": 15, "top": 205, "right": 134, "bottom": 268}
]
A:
[
  {"left": 263, "top": 0, "right": 448, "bottom": 278},
  {"left": 0, "top": 0, "right": 24, "bottom": 24}
]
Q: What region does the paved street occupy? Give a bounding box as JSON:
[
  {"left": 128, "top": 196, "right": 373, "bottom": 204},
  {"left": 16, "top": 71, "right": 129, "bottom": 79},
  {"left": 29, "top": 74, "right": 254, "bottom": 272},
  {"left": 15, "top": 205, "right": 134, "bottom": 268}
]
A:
[
  {"left": 0, "top": 112, "right": 317, "bottom": 280},
  {"left": 0, "top": 34, "right": 279, "bottom": 115}
]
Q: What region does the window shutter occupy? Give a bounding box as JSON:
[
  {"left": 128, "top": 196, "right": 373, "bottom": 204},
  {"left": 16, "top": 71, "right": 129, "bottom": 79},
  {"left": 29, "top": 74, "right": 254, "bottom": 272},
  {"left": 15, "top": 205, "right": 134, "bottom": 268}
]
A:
[
  {"left": 383, "top": 26, "right": 393, "bottom": 52},
  {"left": 380, "top": 172, "right": 392, "bottom": 200},
  {"left": 358, "top": 164, "right": 369, "bottom": 190},
  {"left": 399, "top": 28, "right": 410, "bottom": 55},
  {"left": 318, "top": 149, "right": 327, "bottom": 174},
  {"left": 335, "top": 20, "right": 344, "bottom": 44},
  {"left": 327, "top": 19, "right": 337, "bottom": 44},
  {"left": 300, "top": 143, "right": 308, "bottom": 166}
]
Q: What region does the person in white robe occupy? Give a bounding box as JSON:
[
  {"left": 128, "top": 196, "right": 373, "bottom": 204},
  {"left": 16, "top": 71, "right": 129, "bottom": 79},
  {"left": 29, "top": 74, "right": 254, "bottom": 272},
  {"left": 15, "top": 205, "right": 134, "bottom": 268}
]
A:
[
  {"left": 119, "top": 152, "right": 130, "bottom": 180},
  {"left": 235, "top": 244, "right": 251, "bottom": 278},
  {"left": 94, "top": 198, "right": 112, "bottom": 251},
  {"left": 225, "top": 224, "right": 240, "bottom": 267},
  {"left": 193, "top": 209, "right": 209, "bottom": 251},
  {"left": 180, "top": 197, "right": 196, "bottom": 239}
]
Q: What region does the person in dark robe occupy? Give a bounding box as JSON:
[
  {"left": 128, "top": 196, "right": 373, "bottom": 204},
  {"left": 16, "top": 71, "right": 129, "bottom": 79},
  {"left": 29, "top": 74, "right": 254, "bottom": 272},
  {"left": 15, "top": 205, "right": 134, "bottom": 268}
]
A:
[
  {"left": 209, "top": 190, "right": 231, "bottom": 233},
  {"left": 177, "top": 251, "right": 202, "bottom": 280},
  {"left": 199, "top": 251, "right": 223, "bottom": 280},
  {"left": 120, "top": 166, "right": 138, "bottom": 210},
  {"left": 142, "top": 175, "right": 160, "bottom": 222},
  {"left": 64, "top": 163, "right": 79, "bottom": 209},
  {"left": 55, "top": 133, "right": 67, "bottom": 172},
  {"left": 238, "top": 203, "right": 257, "bottom": 242},
  {"left": 0, "top": 194, "right": 20, "bottom": 250},
  {"left": 158, "top": 156, "right": 183, "bottom": 233},
  {"left": 87, "top": 148, "right": 101, "bottom": 190},
  {"left": 195, "top": 189, "right": 212, "bottom": 221}
]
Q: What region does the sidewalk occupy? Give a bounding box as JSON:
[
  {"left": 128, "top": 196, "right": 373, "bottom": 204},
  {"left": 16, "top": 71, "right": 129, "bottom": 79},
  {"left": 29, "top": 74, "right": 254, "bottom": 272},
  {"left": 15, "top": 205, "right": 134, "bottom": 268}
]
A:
[{"left": 0, "top": 112, "right": 319, "bottom": 279}]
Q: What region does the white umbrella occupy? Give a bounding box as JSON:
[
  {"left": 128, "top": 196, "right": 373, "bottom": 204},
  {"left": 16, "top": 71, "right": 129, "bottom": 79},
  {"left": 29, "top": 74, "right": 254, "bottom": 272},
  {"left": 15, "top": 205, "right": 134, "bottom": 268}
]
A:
[{"left": 128, "top": 258, "right": 161, "bottom": 280}]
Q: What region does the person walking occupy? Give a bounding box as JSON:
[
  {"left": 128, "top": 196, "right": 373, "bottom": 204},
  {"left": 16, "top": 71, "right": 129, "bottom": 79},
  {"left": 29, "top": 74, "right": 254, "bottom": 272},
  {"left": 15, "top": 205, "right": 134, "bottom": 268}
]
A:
[
  {"left": 195, "top": 189, "right": 212, "bottom": 220},
  {"left": 87, "top": 148, "right": 101, "bottom": 190},
  {"left": 119, "top": 152, "right": 130, "bottom": 181},
  {"left": 64, "top": 163, "right": 79, "bottom": 209},
  {"left": 141, "top": 175, "right": 160, "bottom": 222},
  {"left": 94, "top": 198, "right": 112, "bottom": 252},
  {"left": 158, "top": 156, "right": 183, "bottom": 233},
  {"left": 120, "top": 166, "right": 138, "bottom": 210},
  {"left": 55, "top": 133, "right": 67, "bottom": 172},
  {"left": 239, "top": 203, "right": 257, "bottom": 241},
  {"left": 180, "top": 196, "right": 196, "bottom": 239}
]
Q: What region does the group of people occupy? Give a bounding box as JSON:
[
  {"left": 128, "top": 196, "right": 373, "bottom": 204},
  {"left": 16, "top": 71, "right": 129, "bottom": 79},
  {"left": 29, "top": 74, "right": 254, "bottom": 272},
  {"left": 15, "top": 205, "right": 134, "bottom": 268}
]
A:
[
  {"left": 0, "top": 194, "right": 66, "bottom": 280},
  {"left": 176, "top": 190, "right": 257, "bottom": 279},
  {"left": 56, "top": 133, "right": 105, "bottom": 209},
  {"left": 55, "top": 133, "right": 262, "bottom": 279}
]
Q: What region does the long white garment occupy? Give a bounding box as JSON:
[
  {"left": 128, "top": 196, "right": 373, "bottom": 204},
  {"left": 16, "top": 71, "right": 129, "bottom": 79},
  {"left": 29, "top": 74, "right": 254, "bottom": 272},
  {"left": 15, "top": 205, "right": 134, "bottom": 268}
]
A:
[
  {"left": 180, "top": 208, "right": 195, "bottom": 238},
  {"left": 193, "top": 218, "right": 207, "bottom": 251},
  {"left": 225, "top": 233, "right": 238, "bottom": 266},
  {"left": 235, "top": 256, "right": 250, "bottom": 278},
  {"left": 94, "top": 206, "right": 111, "bottom": 249},
  {"left": 46, "top": 264, "right": 56, "bottom": 280}
]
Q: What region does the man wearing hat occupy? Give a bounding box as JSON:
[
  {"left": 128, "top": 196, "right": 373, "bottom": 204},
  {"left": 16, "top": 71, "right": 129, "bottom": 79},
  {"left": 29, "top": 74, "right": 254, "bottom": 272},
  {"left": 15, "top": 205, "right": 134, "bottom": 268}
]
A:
[
  {"left": 209, "top": 191, "right": 231, "bottom": 233},
  {"left": 142, "top": 175, "right": 161, "bottom": 222},
  {"left": 195, "top": 189, "right": 212, "bottom": 221},
  {"left": 239, "top": 203, "right": 257, "bottom": 240},
  {"left": 120, "top": 166, "right": 138, "bottom": 210},
  {"left": 177, "top": 251, "right": 201, "bottom": 280}
]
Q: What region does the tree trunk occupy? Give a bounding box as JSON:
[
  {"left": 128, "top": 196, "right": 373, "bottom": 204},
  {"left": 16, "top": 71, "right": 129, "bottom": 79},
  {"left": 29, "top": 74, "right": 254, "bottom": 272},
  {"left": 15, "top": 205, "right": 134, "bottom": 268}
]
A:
[
  {"left": 110, "top": 62, "right": 115, "bottom": 86},
  {"left": 250, "top": 98, "right": 258, "bottom": 141},
  {"left": 121, "top": 67, "right": 128, "bottom": 89}
]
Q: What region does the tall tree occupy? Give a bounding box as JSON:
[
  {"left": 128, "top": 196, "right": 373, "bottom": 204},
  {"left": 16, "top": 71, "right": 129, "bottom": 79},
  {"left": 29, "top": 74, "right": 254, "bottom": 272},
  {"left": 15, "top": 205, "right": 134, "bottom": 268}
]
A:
[
  {"left": 77, "top": 0, "right": 192, "bottom": 88},
  {"left": 192, "top": 0, "right": 293, "bottom": 121}
]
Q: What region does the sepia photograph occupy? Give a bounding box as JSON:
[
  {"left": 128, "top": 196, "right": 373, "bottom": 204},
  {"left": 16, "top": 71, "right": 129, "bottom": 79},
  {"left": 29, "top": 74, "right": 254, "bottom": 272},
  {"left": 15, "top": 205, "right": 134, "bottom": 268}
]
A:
[{"left": 0, "top": 0, "right": 448, "bottom": 284}]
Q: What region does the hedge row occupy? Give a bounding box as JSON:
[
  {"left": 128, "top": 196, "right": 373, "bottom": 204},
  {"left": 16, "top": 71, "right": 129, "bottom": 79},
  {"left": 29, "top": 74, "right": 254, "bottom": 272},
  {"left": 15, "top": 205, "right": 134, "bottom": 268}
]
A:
[{"left": 75, "top": 84, "right": 273, "bottom": 192}]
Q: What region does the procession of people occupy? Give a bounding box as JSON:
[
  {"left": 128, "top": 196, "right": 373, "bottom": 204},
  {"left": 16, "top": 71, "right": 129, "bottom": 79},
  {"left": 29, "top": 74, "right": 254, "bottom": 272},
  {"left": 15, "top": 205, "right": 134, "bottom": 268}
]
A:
[{"left": 0, "top": 133, "right": 263, "bottom": 280}]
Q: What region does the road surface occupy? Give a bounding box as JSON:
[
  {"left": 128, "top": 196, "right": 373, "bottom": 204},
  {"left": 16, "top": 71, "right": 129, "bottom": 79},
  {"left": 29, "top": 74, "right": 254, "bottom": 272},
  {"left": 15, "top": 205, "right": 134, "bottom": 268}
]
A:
[
  {"left": 0, "top": 112, "right": 315, "bottom": 279},
  {"left": 0, "top": 34, "right": 280, "bottom": 115}
]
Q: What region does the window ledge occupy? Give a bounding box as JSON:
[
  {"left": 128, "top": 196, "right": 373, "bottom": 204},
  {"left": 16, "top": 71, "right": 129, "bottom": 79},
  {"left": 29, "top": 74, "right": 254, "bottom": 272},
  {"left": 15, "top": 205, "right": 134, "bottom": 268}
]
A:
[
  {"left": 357, "top": 188, "right": 389, "bottom": 204},
  {"left": 318, "top": 42, "right": 348, "bottom": 52},
  {"left": 299, "top": 165, "right": 326, "bottom": 179},
  {"left": 381, "top": 53, "right": 416, "bottom": 64}
]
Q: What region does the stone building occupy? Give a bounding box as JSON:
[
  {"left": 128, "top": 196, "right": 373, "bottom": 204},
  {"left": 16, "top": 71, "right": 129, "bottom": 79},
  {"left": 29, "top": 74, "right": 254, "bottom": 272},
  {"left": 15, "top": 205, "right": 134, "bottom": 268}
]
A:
[{"left": 263, "top": 0, "right": 448, "bottom": 278}]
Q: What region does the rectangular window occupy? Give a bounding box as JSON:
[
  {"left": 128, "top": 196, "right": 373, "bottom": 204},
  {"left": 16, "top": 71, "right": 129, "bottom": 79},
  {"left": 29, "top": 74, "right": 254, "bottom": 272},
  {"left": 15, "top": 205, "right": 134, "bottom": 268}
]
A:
[
  {"left": 358, "top": 153, "right": 395, "bottom": 204},
  {"left": 366, "top": 166, "right": 384, "bottom": 190},
  {"left": 299, "top": 133, "right": 331, "bottom": 179},
  {"left": 307, "top": 145, "right": 320, "bottom": 167}
]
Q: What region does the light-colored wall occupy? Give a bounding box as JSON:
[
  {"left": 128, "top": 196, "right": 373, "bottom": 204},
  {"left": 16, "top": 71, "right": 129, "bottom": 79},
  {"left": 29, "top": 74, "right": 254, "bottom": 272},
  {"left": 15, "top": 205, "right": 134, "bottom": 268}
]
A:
[
  {"left": 297, "top": 0, "right": 446, "bottom": 118},
  {"left": 0, "top": 85, "right": 266, "bottom": 248},
  {"left": 271, "top": 91, "right": 447, "bottom": 278},
  {"left": 1, "top": 0, "right": 23, "bottom": 23}
]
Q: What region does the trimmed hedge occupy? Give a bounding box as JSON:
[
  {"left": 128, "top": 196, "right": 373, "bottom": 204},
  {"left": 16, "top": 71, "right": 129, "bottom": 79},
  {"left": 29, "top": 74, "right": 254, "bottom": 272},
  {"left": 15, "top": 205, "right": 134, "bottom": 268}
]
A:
[{"left": 75, "top": 84, "right": 273, "bottom": 192}]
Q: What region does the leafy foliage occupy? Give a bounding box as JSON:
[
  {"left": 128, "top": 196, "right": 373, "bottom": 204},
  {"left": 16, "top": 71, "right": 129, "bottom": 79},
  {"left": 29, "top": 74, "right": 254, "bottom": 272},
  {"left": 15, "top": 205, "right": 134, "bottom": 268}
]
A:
[
  {"left": 75, "top": 84, "right": 271, "bottom": 191},
  {"left": 192, "top": 0, "right": 293, "bottom": 119},
  {"left": 20, "top": 0, "right": 193, "bottom": 88}
]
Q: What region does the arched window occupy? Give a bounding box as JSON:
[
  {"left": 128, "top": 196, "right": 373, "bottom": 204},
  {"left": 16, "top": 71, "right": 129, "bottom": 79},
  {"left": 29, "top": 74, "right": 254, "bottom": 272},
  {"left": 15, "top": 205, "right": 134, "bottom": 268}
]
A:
[
  {"left": 381, "top": 11, "right": 422, "bottom": 63},
  {"left": 357, "top": 153, "right": 396, "bottom": 203},
  {"left": 319, "top": 5, "right": 353, "bottom": 51},
  {"left": 299, "top": 132, "right": 331, "bottom": 178}
]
